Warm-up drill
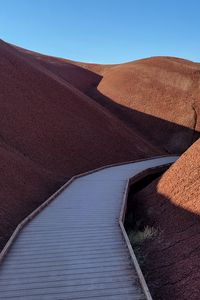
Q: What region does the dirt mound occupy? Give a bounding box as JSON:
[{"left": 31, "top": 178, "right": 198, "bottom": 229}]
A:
[
  {"left": 131, "top": 140, "right": 200, "bottom": 299},
  {"left": 0, "top": 40, "right": 156, "bottom": 249},
  {"left": 94, "top": 57, "right": 200, "bottom": 153}
]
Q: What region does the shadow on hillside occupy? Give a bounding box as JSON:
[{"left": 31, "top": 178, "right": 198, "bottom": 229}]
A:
[
  {"left": 86, "top": 79, "right": 199, "bottom": 154},
  {"left": 15, "top": 45, "right": 200, "bottom": 154},
  {"left": 125, "top": 173, "right": 200, "bottom": 300}
]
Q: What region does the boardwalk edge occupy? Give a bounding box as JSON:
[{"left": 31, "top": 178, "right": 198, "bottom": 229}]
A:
[{"left": 119, "top": 163, "right": 174, "bottom": 300}]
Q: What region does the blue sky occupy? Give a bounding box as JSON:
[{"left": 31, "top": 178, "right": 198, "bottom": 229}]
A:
[{"left": 0, "top": 0, "right": 199, "bottom": 63}]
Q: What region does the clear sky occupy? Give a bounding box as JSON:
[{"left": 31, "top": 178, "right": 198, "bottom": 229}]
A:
[{"left": 0, "top": 0, "right": 199, "bottom": 63}]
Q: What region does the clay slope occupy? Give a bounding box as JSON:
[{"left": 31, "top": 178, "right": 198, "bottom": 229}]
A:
[
  {"left": 16, "top": 46, "right": 200, "bottom": 154},
  {"left": 93, "top": 57, "right": 200, "bottom": 153},
  {"left": 132, "top": 140, "right": 200, "bottom": 300},
  {"left": 0, "top": 40, "right": 157, "bottom": 249}
]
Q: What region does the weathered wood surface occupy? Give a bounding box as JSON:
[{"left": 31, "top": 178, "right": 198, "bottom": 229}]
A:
[{"left": 0, "top": 156, "right": 177, "bottom": 299}]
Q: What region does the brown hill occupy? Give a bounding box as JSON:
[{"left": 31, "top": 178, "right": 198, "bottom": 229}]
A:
[
  {"left": 0, "top": 40, "right": 156, "bottom": 249},
  {"left": 131, "top": 140, "right": 200, "bottom": 299},
  {"left": 19, "top": 47, "right": 200, "bottom": 153},
  {"left": 92, "top": 57, "right": 200, "bottom": 153}
]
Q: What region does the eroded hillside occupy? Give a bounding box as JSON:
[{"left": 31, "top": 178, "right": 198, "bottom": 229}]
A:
[{"left": 130, "top": 140, "right": 200, "bottom": 299}]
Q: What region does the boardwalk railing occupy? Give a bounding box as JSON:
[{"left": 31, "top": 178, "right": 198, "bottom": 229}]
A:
[{"left": 119, "top": 163, "right": 173, "bottom": 300}]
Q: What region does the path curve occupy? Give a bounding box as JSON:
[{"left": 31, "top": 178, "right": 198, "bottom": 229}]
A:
[{"left": 0, "top": 156, "right": 178, "bottom": 299}]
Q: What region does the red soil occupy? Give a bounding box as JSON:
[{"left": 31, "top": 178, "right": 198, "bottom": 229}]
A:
[{"left": 131, "top": 140, "right": 200, "bottom": 299}]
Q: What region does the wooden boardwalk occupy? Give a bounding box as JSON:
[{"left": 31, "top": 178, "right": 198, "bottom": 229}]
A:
[{"left": 0, "top": 156, "right": 177, "bottom": 299}]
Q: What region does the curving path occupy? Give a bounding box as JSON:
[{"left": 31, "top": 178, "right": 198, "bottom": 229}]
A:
[{"left": 0, "top": 156, "right": 178, "bottom": 299}]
